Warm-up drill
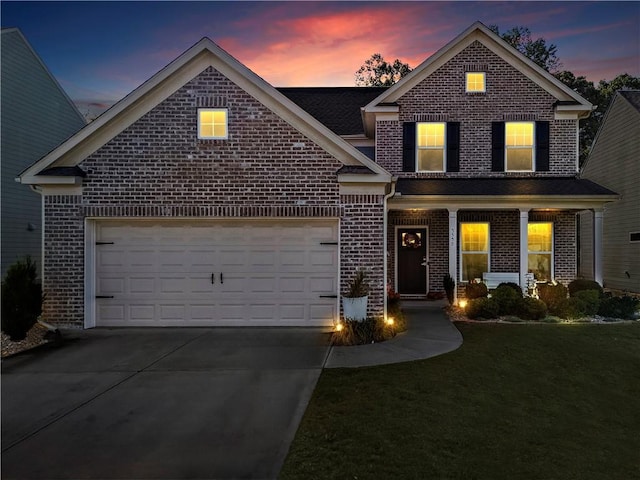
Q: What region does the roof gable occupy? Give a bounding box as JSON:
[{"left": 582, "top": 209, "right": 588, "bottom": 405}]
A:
[
  {"left": 363, "top": 21, "right": 592, "bottom": 114},
  {"left": 20, "top": 38, "right": 390, "bottom": 184}
]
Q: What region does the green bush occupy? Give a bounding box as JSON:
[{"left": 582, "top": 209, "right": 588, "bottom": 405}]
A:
[
  {"left": 516, "top": 297, "right": 548, "bottom": 320},
  {"left": 443, "top": 274, "right": 456, "bottom": 305},
  {"left": 598, "top": 295, "right": 639, "bottom": 320},
  {"left": 1, "top": 256, "right": 44, "bottom": 341},
  {"left": 496, "top": 282, "right": 523, "bottom": 296},
  {"left": 465, "top": 281, "right": 488, "bottom": 299},
  {"left": 466, "top": 297, "right": 500, "bottom": 320},
  {"left": 556, "top": 297, "right": 587, "bottom": 319},
  {"left": 537, "top": 282, "right": 568, "bottom": 316},
  {"left": 573, "top": 290, "right": 601, "bottom": 316},
  {"left": 492, "top": 284, "right": 522, "bottom": 315},
  {"left": 568, "top": 279, "right": 603, "bottom": 297}
]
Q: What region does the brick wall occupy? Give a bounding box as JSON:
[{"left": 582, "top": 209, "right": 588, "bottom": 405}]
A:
[
  {"left": 42, "top": 66, "right": 386, "bottom": 326},
  {"left": 377, "top": 41, "right": 578, "bottom": 177}
]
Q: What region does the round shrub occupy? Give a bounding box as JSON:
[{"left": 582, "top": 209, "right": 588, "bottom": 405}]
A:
[
  {"left": 556, "top": 297, "right": 587, "bottom": 319},
  {"left": 496, "top": 282, "right": 523, "bottom": 296},
  {"left": 465, "top": 282, "right": 488, "bottom": 299},
  {"left": 598, "top": 295, "right": 640, "bottom": 320},
  {"left": 537, "top": 282, "right": 568, "bottom": 316},
  {"left": 466, "top": 297, "right": 500, "bottom": 320},
  {"left": 572, "top": 289, "right": 600, "bottom": 316},
  {"left": 568, "top": 279, "right": 603, "bottom": 297},
  {"left": 1, "top": 256, "right": 44, "bottom": 341},
  {"left": 492, "top": 284, "right": 522, "bottom": 315},
  {"left": 516, "top": 297, "right": 547, "bottom": 320}
]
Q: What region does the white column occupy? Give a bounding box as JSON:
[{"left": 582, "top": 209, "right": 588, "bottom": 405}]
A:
[
  {"left": 448, "top": 209, "right": 458, "bottom": 304},
  {"left": 594, "top": 209, "right": 604, "bottom": 285},
  {"left": 519, "top": 209, "right": 529, "bottom": 289}
]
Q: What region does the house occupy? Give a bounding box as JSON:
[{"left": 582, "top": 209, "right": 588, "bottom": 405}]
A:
[
  {"left": 1, "top": 28, "right": 86, "bottom": 278},
  {"left": 578, "top": 90, "right": 640, "bottom": 293},
  {"left": 18, "top": 22, "right": 617, "bottom": 328}
]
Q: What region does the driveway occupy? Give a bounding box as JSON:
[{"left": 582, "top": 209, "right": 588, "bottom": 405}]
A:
[{"left": 1, "top": 327, "right": 331, "bottom": 480}]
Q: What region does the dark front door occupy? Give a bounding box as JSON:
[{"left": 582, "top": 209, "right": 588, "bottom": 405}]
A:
[{"left": 397, "top": 228, "right": 427, "bottom": 295}]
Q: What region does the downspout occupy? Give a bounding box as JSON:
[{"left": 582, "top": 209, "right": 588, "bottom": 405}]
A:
[{"left": 383, "top": 178, "right": 397, "bottom": 320}]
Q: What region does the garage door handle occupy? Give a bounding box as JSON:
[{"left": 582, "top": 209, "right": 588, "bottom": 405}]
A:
[
  {"left": 211, "top": 273, "right": 215, "bottom": 284},
  {"left": 96, "top": 295, "right": 114, "bottom": 299},
  {"left": 220, "top": 273, "right": 224, "bottom": 284},
  {"left": 319, "top": 294, "right": 338, "bottom": 298}
]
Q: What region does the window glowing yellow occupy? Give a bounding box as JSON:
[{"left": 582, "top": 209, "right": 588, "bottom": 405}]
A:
[
  {"left": 416, "top": 122, "right": 445, "bottom": 171},
  {"left": 466, "top": 72, "right": 485, "bottom": 92},
  {"left": 528, "top": 222, "right": 553, "bottom": 281},
  {"left": 505, "top": 122, "right": 534, "bottom": 171},
  {"left": 460, "top": 223, "right": 489, "bottom": 282},
  {"left": 198, "top": 109, "right": 227, "bottom": 139}
]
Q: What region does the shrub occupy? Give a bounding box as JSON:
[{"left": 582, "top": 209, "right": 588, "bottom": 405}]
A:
[
  {"left": 598, "top": 295, "right": 640, "bottom": 320},
  {"left": 568, "top": 279, "right": 603, "bottom": 297},
  {"left": 492, "top": 284, "right": 522, "bottom": 315},
  {"left": 466, "top": 297, "right": 499, "bottom": 320},
  {"left": 496, "top": 282, "right": 523, "bottom": 296},
  {"left": 387, "top": 299, "right": 407, "bottom": 333},
  {"left": 332, "top": 317, "right": 395, "bottom": 346},
  {"left": 537, "top": 282, "right": 568, "bottom": 316},
  {"left": 1, "top": 256, "right": 44, "bottom": 341},
  {"left": 443, "top": 274, "right": 456, "bottom": 305},
  {"left": 573, "top": 290, "right": 601, "bottom": 316},
  {"left": 556, "top": 297, "right": 587, "bottom": 319},
  {"left": 516, "top": 297, "right": 548, "bottom": 320},
  {"left": 465, "top": 281, "right": 488, "bottom": 299}
]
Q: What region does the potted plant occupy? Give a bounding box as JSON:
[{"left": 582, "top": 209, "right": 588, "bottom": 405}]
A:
[{"left": 342, "top": 269, "right": 370, "bottom": 321}]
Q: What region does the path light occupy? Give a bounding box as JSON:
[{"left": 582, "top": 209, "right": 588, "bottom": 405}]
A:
[
  {"left": 335, "top": 322, "right": 344, "bottom": 332},
  {"left": 459, "top": 299, "right": 468, "bottom": 309},
  {"left": 385, "top": 317, "right": 395, "bottom": 326}
]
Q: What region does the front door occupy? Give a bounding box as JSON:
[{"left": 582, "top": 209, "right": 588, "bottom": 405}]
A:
[{"left": 397, "top": 228, "right": 427, "bottom": 295}]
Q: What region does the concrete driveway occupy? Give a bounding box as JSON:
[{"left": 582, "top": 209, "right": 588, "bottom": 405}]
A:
[{"left": 1, "top": 327, "right": 331, "bottom": 480}]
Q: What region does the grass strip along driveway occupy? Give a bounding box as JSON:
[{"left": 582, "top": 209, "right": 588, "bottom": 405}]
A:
[{"left": 281, "top": 322, "right": 640, "bottom": 480}]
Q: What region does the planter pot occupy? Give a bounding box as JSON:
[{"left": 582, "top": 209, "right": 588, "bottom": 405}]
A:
[{"left": 342, "top": 296, "right": 368, "bottom": 321}]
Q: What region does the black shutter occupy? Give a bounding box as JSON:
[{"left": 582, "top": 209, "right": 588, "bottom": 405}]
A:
[
  {"left": 491, "top": 122, "right": 505, "bottom": 171},
  {"left": 536, "top": 121, "right": 550, "bottom": 171},
  {"left": 446, "top": 122, "right": 460, "bottom": 172},
  {"left": 402, "top": 122, "right": 416, "bottom": 172}
]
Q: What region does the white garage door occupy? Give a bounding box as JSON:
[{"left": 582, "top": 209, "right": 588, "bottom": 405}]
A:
[{"left": 94, "top": 220, "right": 338, "bottom": 326}]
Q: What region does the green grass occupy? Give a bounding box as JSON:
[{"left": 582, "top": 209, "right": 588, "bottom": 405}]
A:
[{"left": 280, "top": 323, "right": 640, "bottom": 480}]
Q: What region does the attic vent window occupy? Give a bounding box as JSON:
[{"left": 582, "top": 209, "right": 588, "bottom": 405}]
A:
[
  {"left": 198, "top": 108, "right": 228, "bottom": 139},
  {"left": 465, "top": 72, "right": 486, "bottom": 93}
]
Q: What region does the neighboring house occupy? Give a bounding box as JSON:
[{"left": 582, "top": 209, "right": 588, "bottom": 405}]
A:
[
  {"left": 579, "top": 90, "right": 640, "bottom": 293},
  {"left": 1, "top": 28, "right": 86, "bottom": 278},
  {"left": 18, "top": 22, "right": 617, "bottom": 328}
]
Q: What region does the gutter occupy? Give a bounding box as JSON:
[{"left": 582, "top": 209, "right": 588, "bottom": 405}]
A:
[{"left": 382, "top": 178, "right": 397, "bottom": 321}]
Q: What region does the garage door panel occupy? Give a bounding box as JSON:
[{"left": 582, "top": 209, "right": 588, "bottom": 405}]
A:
[{"left": 95, "top": 220, "right": 338, "bottom": 326}]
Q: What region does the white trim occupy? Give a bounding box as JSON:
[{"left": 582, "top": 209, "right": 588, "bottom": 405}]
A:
[
  {"left": 84, "top": 219, "right": 97, "bottom": 329},
  {"left": 465, "top": 71, "right": 486, "bottom": 93},
  {"left": 519, "top": 210, "right": 529, "bottom": 288},
  {"left": 197, "top": 108, "right": 228, "bottom": 140},
  {"left": 448, "top": 209, "right": 458, "bottom": 304}
]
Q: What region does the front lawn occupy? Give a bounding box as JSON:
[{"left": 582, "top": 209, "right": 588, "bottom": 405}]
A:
[{"left": 280, "top": 322, "right": 640, "bottom": 480}]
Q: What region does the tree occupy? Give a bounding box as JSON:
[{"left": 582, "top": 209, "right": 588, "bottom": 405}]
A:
[
  {"left": 489, "top": 25, "right": 561, "bottom": 73},
  {"left": 555, "top": 71, "right": 640, "bottom": 164},
  {"left": 355, "top": 53, "right": 412, "bottom": 87}
]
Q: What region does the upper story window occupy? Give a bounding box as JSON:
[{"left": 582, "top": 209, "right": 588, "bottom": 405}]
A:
[
  {"left": 416, "top": 122, "right": 446, "bottom": 171},
  {"left": 492, "top": 121, "right": 549, "bottom": 172},
  {"left": 505, "top": 122, "right": 534, "bottom": 171},
  {"left": 465, "top": 72, "right": 486, "bottom": 93},
  {"left": 198, "top": 108, "right": 228, "bottom": 139}
]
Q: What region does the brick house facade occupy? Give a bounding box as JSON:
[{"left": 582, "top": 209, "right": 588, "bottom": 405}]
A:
[{"left": 20, "top": 22, "right": 616, "bottom": 328}]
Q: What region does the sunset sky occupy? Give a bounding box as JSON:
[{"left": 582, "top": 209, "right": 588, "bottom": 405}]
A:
[{"left": 2, "top": 1, "right": 639, "bottom": 113}]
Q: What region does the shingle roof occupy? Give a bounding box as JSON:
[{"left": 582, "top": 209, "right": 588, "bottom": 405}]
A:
[
  {"left": 619, "top": 90, "right": 640, "bottom": 113},
  {"left": 278, "top": 87, "right": 387, "bottom": 135},
  {"left": 396, "top": 177, "right": 618, "bottom": 196}
]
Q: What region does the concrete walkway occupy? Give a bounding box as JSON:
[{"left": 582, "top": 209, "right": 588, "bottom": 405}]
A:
[{"left": 325, "top": 300, "right": 463, "bottom": 368}]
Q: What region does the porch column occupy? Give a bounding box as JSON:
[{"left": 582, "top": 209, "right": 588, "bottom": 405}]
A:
[
  {"left": 593, "top": 209, "right": 604, "bottom": 285},
  {"left": 519, "top": 209, "right": 529, "bottom": 288},
  {"left": 448, "top": 209, "right": 458, "bottom": 304}
]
